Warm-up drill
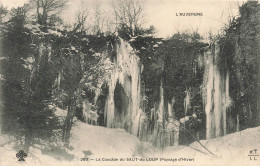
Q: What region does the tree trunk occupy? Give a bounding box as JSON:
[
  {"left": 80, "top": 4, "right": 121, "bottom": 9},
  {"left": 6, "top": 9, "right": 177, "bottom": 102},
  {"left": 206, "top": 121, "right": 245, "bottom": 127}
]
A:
[
  {"left": 62, "top": 98, "right": 75, "bottom": 147},
  {"left": 24, "top": 128, "right": 32, "bottom": 153},
  {"left": 24, "top": 103, "right": 32, "bottom": 153}
]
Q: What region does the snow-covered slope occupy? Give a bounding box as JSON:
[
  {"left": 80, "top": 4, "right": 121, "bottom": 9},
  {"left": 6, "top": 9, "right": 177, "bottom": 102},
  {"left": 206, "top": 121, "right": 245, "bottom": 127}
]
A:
[
  {"left": 149, "top": 126, "right": 260, "bottom": 166},
  {"left": 0, "top": 121, "right": 140, "bottom": 166},
  {"left": 70, "top": 122, "right": 139, "bottom": 158},
  {"left": 0, "top": 121, "right": 259, "bottom": 166}
]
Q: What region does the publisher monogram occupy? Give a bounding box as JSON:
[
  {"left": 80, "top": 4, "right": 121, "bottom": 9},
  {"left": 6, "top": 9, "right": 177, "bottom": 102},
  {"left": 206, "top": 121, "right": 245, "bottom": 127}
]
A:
[
  {"left": 16, "top": 150, "right": 27, "bottom": 161},
  {"left": 248, "top": 149, "right": 259, "bottom": 160}
]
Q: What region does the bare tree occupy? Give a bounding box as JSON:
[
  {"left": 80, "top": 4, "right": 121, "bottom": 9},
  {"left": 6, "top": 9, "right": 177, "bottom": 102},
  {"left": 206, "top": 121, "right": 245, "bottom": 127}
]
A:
[
  {"left": 30, "top": 0, "right": 67, "bottom": 26},
  {"left": 112, "top": 0, "right": 146, "bottom": 37},
  {"left": 72, "top": 2, "right": 90, "bottom": 34},
  {"left": 0, "top": 5, "right": 8, "bottom": 24},
  {"left": 92, "top": 1, "right": 103, "bottom": 35},
  {"left": 90, "top": 1, "right": 115, "bottom": 35}
]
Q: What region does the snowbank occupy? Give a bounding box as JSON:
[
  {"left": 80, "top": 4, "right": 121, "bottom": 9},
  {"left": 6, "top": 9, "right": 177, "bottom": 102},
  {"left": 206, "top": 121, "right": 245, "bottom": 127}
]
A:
[
  {"left": 70, "top": 122, "right": 139, "bottom": 158},
  {"left": 0, "top": 122, "right": 259, "bottom": 166},
  {"left": 149, "top": 126, "right": 260, "bottom": 166}
]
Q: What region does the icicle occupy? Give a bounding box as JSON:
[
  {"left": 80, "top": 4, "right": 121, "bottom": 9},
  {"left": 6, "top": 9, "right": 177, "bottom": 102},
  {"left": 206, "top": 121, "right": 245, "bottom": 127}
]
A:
[
  {"left": 214, "top": 63, "right": 221, "bottom": 137},
  {"left": 167, "top": 97, "right": 179, "bottom": 146},
  {"left": 47, "top": 45, "right": 52, "bottom": 61},
  {"left": 236, "top": 114, "right": 240, "bottom": 132},
  {"left": 83, "top": 100, "right": 98, "bottom": 125},
  {"left": 225, "top": 71, "right": 231, "bottom": 107},
  {"left": 193, "top": 63, "right": 197, "bottom": 75},
  {"left": 57, "top": 71, "right": 61, "bottom": 89},
  {"left": 105, "top": 73, "right": 118, "bottom": 128},
  {"left": 173, "top": 120, "right": 180, "bottom": 146},
  {"left": 166, "top": 101, "right": 174, "bottom": 131},
  {"left": 204, "top": 50, "right": 214, "bottom": 139},
  {"left": 39, "top": 42, "right": 44, "bottom": 59},
  {"left": 168, "top": 102, "right": 173, "bottom": 121},
  {"left": 223, "top": 70, "right": 231, "bottom": 135},
  {"left": 213, "top": 44, "right": 221, "bottom": 137},
  {"left": 157, "top": 79, "right": 164, "bottom": 123},
  {"left": 197, "top": 53, "right": 204, "bottom": 70},
  {"left": 184, "top": 89, "right": 191, "bottom": 116}
]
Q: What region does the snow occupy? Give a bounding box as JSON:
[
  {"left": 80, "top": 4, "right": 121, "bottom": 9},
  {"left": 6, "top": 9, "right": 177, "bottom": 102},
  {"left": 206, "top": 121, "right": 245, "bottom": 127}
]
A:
[
  {"left": 180, "top": 118, "right": 185, "bottom": 124},
  {"left": 0, "top": 121, "right": 260, "bottom": 166},
  {"left": 192, "top": 113, "right": 197, "bottom": 119},
  {"left": 82, "top": 38, "right": 89, "bottom": 42},
  {"left": 49, "top": 105, "right": 67, "bottom": 118},
  {"left": 129, "top": 38, "right": 136, "bottom": 42},
  {"left": 22, "top": 57, "right": 35, "bottom": 70},
  {"left": 48, "top": 105, "right": 67, "bottom": 123},
  {"left": 70, "top": 46, "right": 76, "bottom": 50},
  {"left": 180, "top": 116, "right": 191, "bottom": 124},
  {"left": 0, "top": 74, "right": 4, "bottom": 81},
  {"left": 153, "top": 44, "right": 159, "bottom": 48},
  {"left": 92, "top": 53, "right": 101, "bottom": 57},
  {"left": 70, "top": 122, "right": 139, "bottom": 158},
  {"left": 184, "top": 116, "right": 190, "bottom": 121},
  {"left": 24, "top": 24, "right": 41, "bottom": 31},
  {"left": 47, "top": 29, "right": 62, "bottom": 37},
  {"left": 0, "top": 121, "right": 140, "bottom": 166},
  {"left": 146, "top": 126, "right": 260, "bottom": 166}
]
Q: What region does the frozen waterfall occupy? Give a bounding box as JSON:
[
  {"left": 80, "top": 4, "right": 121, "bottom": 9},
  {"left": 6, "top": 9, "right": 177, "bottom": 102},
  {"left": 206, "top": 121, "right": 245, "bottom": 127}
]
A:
[
  {"left": 104, "top": 38, "right": 144, "bottom": 136},
  {"left": 202, "top": 42, "right": 232, "bottom": 139}
]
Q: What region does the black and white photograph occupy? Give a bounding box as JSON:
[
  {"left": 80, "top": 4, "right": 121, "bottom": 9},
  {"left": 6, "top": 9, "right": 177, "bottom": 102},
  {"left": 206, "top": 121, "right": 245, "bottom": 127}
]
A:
[{"left": 0, "top": 0, "right": 259, "bottom": 165}]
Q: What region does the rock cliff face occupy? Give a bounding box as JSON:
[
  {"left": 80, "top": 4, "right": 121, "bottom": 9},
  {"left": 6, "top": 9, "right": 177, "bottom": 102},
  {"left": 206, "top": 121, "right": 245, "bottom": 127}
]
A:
[
  {"left": 257, "top": 2, "right": 260, "bottom": 126},
  {"left": 234, "top": 1, "right": 259, "bottom": 129},
  {"left": 87, "top": 1, "right": 260, "bottom": 148},
  {"left": 202, "top": 1, "right": 260, "bottom": 139}
]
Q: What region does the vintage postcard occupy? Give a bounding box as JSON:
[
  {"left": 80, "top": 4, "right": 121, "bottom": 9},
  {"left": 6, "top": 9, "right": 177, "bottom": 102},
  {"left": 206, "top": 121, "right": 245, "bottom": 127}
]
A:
[{"left": 0, "top": 0, "right": 259, "bottom": 165}]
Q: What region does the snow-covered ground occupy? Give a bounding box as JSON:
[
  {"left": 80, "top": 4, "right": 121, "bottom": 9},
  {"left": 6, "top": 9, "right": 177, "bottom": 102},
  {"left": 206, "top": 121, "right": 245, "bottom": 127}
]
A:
[{"left": 0, "top": 121, "right": 260, "bottom": 166}]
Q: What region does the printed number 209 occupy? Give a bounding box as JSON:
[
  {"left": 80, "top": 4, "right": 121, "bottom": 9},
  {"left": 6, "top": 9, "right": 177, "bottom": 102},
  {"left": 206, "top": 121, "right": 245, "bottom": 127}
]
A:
[{"left": 81, "top": 158, "right": 89, "bottom": 161}]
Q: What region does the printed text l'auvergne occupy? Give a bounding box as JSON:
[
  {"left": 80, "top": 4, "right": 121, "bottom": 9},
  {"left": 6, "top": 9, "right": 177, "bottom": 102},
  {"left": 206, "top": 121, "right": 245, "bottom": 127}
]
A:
[{"left": 176, "top": 13, "right": 203, "bottom": 16}]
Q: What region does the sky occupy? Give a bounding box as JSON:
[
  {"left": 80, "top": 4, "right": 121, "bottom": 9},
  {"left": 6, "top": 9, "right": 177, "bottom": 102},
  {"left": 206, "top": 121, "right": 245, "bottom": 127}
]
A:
[{"left": 0, "top": 0, "right": 247, "bottom": 38}]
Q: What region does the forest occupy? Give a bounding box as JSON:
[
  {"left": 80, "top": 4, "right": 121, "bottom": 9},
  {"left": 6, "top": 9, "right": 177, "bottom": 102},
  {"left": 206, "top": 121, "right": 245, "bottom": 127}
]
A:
[{"left": 0, "top": 0, "right": 259, "bottom": 164}]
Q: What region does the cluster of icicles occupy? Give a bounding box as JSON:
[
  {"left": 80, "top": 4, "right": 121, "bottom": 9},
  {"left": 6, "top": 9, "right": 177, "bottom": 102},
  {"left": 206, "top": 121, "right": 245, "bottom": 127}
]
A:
[
  {"left": 82, "top": 38, "right": 233, "bottom": 146},
  {"left": 201, "top": 42, "right": 232, "bottom": 139}
]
